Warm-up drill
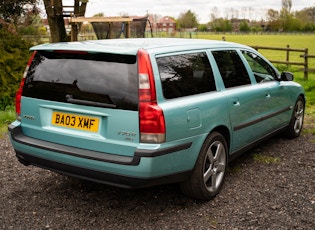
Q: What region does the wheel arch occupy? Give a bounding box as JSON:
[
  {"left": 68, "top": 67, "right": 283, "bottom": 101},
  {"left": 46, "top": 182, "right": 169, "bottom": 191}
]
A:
[
  {"left": 191, "top": 125, "right": 231, "bottom": 170},
  {"left": 299, "top": 93, "right": 306, "bottom": 105},
  {"left": 180, "top": 126, "right": 230, "bottom": 200},
  {"left": 211, "top": 125, "right": 231, "bottom": 153}
]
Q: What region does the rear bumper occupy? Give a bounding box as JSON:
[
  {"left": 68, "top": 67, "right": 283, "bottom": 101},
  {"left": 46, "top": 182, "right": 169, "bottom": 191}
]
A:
[
  {"left": 8, "top": 124, "right": 192, "bottom": 188},
  {"left": 9, "top": 125, "right": 140, "bottom": 166},
  {"left": 14, "top": 149, "right": 191, "bottom": 188}
]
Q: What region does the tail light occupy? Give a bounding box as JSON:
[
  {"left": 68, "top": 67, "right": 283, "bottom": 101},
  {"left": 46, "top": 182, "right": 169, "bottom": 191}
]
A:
[
  {"left": 15, "top": 51, "right": 36, "bottom": 121},
  {"left": 138, "top": 49, "right": 166, "bottom": 143}
]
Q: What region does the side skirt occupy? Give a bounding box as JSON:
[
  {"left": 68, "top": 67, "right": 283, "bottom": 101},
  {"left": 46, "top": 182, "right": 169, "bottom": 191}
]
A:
[{"left": 228, "top": 125, "right": 288, "bottom": 163}]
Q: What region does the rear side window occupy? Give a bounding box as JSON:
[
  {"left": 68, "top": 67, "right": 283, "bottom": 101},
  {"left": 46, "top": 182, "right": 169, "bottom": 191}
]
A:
[
  {"left": 157, "top": 52, "right": 216, "bottom": 99},
  {"left": 212, "top": 50, "right": 251, "bottom": 88},
  {"left": 23, "top": 51, "right": 138, "bottom": 110}
]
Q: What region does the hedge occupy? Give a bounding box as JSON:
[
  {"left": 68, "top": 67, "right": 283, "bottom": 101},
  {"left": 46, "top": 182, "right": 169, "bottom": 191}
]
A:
[{"left": 0, "top": 29, "right": 32, "bottom": 110}]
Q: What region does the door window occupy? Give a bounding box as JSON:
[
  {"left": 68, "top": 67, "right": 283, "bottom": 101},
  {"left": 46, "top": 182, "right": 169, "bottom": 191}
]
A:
[
  {"left": 157, "top": 52, "right": 216, "bottom": 99},
  {"left": 241, "top": 50, "right": 278, "bottom": 83},
  {"left": 212, "top": 50, "right": 251, "bottom": 88}
]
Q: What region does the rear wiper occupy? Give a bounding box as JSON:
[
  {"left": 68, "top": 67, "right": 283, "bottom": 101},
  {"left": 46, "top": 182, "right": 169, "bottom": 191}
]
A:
[{"left": 65, "top": 94, "right": 116, "bottom": 109}]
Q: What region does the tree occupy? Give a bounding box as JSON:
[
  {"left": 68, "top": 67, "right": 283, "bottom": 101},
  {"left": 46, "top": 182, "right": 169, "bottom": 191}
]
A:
[
  {"left": 266, "top": 9, "right": 281, "bottom": 31},
  {"left": 177, "top": 10, "right": 199, "bottom": 30},
  {"left": 93, "top": 13, "right": 105, "bottom": 17},
  {"left": 280, "top": 0, "right": 293, "bottom": 31},
  {"left": 198, "top": 24, "right": 208, "bottom": 31},
  {"left": 0, "top": 0, "right": 37, "bottom": 26},
  {"left": 225, "top": 8, "right": 239, "bottom": 19},
  {"left": 211, "top": 18, "right": 232, "bottom": 32},
  {"left": 267, "top": 9, "right": 280, "bottom": 21},
  {"left": 295, "top": 7, "right": 315, "bottom": 31},
  {"left": 282, "top": 0, "right": 292, "bottom": 13},
  {"left": 43, "top": 0, "right": 88, "bottom": 42},
  {"left": 43, "top": 0, "right": 66, "bottom": 42},
  {"left": 239, "top": 20, "right": 250, "bottom": 33},
  {"left": 210, "top": 7, "right": 220, "bottom": 21}
]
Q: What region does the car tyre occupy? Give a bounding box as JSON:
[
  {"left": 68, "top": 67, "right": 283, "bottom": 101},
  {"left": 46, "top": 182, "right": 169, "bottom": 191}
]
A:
[
  {"left": 285, "top": 96, "right": 305, "bottom": 139},
  {"left": 180, "top": 132, "right": 228, "bottom": 200}
]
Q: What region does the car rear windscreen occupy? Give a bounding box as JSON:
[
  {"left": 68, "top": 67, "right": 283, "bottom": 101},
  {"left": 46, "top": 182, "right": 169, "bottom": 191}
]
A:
[{"left": 23, "top": 51, "right": 138, "bottom": 111}]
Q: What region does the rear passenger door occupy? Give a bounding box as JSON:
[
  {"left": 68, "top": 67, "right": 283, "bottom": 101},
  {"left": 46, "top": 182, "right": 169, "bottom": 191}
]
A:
[
  {"left": 156, "top": 51, "right": 226, "bottom": 143},
  {"left": 211, "top": 50, "right": 266, "bottom": 152}
]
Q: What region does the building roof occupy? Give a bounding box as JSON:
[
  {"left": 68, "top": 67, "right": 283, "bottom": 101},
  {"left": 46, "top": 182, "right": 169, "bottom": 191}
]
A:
[{"left": 156, "top": 16, "right": 176, "bottom": 24}]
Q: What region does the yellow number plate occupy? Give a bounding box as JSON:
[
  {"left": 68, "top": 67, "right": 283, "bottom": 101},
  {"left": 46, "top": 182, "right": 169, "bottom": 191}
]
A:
[{"left": 52, "top": 112, "right": 100, "bottom": 132}]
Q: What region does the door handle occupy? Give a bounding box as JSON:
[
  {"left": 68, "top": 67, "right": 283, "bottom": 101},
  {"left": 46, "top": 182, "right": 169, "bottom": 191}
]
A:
[
  {"left": 230, "top": 97, "right": 240, "bottom": 106},
  {"left": 233, "top": 101, "right": 240, "bottom": 106}
]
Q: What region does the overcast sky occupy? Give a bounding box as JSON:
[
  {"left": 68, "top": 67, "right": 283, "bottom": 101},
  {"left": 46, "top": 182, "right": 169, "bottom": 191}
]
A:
[{"left": 80, "top": 0, "right": 314, "bottom": 23}]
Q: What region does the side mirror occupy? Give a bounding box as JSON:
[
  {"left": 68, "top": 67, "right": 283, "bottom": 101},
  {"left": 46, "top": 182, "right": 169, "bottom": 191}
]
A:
[{"left": 280, "top": 72, "right": 294, "bottom": 81}]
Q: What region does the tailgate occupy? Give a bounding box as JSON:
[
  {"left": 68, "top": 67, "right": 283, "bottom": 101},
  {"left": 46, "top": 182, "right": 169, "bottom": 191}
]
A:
[{"left": 20, "top": 97, "right": 140, "bottom": 157}]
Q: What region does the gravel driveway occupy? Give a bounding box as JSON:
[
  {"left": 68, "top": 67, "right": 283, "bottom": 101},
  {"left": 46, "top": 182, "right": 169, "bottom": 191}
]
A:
[{"left": 1, "top": 123, "right": 314, "bottom": 229}]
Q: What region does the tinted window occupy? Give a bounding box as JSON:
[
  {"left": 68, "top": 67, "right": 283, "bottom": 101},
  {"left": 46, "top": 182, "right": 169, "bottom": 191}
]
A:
[
  {"left": 23, "top": 51, "right": 138, "bottom": 110},
  {"left": 241, "top": 50, "right": 277, "bottom": 83},
  {"left": 157, "top": 52, "right": 216, "bottom": 99},
  {"left": 212, "top": 50, "right": 251, "bottom": 88}
]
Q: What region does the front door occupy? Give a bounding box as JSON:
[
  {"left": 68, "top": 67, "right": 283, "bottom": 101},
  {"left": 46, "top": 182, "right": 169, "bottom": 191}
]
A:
[{"left": 211, "top": 50, "right": 266, "bottom": 152}]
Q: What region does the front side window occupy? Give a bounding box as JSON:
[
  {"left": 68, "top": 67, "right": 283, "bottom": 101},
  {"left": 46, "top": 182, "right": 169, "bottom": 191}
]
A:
[
  {"left": 157, "top": 52, "right": 216, "bottom": 99},
  {"left": 241, "top": 50, "right": 278, "bottom": 83},
  {"left": 212, "top": 50, "right": 251, "bottom": 88}
]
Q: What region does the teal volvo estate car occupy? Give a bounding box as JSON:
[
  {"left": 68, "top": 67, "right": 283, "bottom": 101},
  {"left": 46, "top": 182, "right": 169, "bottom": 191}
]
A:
[{"left": 9, "top": 38, "right": 305, "bottom": 200}]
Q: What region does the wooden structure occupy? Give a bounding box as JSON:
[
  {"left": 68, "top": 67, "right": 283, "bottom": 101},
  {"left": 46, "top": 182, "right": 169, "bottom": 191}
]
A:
[
  {"left": 69, "top": 17, "right": 134, "bottom": 41},
  {"left": 47, "top": 1, "right": 148, "bottom": 41},
  {"left": 252, "top": 45, "right": 313, "bottom": 80},
  {"left": 44, "top": 0, "right": 89, "bottom": 42}
]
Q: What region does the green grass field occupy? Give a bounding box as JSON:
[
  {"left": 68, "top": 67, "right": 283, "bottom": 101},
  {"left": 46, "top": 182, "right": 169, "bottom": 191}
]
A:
[
  {"left": 197, "top": 33, "right": 315, "bottom": 68},
  {"left": 198, "top": 33, "right": 315, "bottom": 51}
]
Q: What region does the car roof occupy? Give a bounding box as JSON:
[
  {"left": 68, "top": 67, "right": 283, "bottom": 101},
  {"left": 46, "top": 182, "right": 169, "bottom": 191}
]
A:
[{"left": 31, "top": 38, "right": 251, "bottom": 55}]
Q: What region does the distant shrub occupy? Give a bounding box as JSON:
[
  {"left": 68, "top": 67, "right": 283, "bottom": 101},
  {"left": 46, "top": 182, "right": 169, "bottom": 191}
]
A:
[{"left": 0, "top": 28, "right": 32, "bottom": 111}]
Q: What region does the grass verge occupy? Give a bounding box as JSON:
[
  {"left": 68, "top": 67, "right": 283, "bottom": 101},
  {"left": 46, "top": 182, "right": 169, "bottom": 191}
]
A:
[
  {"left": 293, "top": 70, "right": 315, "bottom": 135},
  {"left": 0, "top": 108, "right": 15, "bottom": 137},
  {"left": 252, "top": 153, "right": 281, "bottom": 164}
]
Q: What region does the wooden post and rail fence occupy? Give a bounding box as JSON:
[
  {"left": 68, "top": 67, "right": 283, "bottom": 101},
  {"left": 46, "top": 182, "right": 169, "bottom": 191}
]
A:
[{"left": 251, "top": 45, "right": 315, "bottom": 80}]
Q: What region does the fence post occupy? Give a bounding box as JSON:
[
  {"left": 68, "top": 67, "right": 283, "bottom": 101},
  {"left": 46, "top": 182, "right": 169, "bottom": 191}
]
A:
[
  {"left": 304, "top": 48, "right": 308, "bottom": 80},
  {"left": 286, "top": 45, "right": 290, "bottom": 68}
]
